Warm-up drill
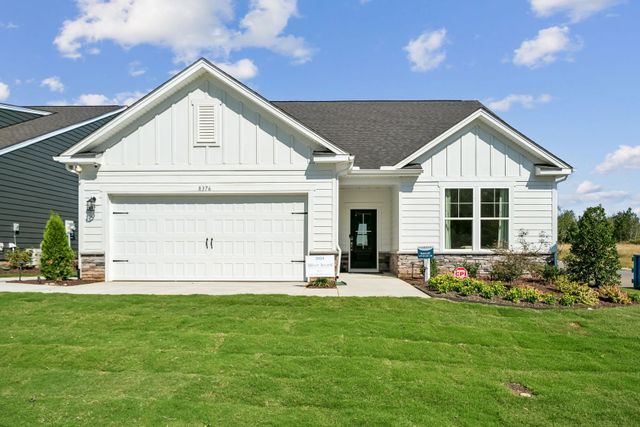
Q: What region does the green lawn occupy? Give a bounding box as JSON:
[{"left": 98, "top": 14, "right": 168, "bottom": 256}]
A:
[{"left": 1, "top": 294, "right": 640, "bottom": 425}]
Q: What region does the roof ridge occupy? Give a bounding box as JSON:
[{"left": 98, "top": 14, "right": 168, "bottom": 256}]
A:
[{"left": 273, "top": 99, "right": 480, "bottom": 103}]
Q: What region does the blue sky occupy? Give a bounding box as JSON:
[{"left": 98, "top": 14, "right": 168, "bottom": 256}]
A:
[{"left": 1, "top": 0, "right": 638, "bottom": 215}]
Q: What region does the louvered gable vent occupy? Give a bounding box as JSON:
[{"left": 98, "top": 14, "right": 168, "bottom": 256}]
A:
[{"left": 194, "top": 101, "right": 217, "bottom": 144}]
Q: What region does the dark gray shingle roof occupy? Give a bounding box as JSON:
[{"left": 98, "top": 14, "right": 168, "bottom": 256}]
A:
[
  {"left": 0, "top": 105, "right": 122, "bottom": 150},
  {"left": 273, "top": 100, "right": 484, "bottom": 168}
]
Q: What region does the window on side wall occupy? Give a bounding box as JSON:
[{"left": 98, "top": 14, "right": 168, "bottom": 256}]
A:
[
  {"left": 444, "top": 188, "right": 473, "bottom": 250},
  {"left": 480, "top": 188, "right": 509, "bottom": 249}
]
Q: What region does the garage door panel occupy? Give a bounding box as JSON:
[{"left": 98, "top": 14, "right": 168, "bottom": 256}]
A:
[{"left": 110, "top": 195, "right": 307, "bottom": 281}]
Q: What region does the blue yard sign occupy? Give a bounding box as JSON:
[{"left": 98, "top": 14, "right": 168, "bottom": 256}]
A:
[{"left": 417, "top": 246, "right": 434, "bottom": 259}]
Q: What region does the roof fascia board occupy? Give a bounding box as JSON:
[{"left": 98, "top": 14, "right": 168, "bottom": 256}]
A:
[
  {"left": 0, "top": 103, "right": 52, "bottom": 116},
  {"left": 393, "top": 109, "right": 572, "bottom": 170},
  {"left": 348, "top": 168, "right": 422, "bottom": 177},
  {"left": 62, "top": 59, "right": 346, "bottom": 157},
  {"left": 0, "top": 108, "right": 125, "bottom": 157}
]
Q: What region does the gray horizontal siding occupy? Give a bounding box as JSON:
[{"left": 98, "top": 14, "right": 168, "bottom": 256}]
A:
[
  {"left": 0, "top": 115, "right": 115, "bottom": 258},
  {"left": 0, "top": 109, "right": 41, "bottom": 128}
]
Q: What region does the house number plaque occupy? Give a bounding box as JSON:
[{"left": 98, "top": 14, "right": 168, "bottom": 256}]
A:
[{"left": 198, "top": 185, "right": 212, "bottom": 192}]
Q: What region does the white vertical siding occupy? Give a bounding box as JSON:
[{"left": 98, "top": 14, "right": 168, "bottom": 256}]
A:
[
  {"left": 101, "top": 75, "right": 315, "bottom": 169},
  {"left": 399, "top": 122, "right": 556, "bottom": 253},
  {"left": 80, "top": 74, "right": 338, "bottom": 257}
]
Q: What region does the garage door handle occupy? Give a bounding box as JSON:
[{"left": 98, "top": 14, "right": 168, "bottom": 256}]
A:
[{"left": 205, "top": 238, "right": 209, "bottom": 249}]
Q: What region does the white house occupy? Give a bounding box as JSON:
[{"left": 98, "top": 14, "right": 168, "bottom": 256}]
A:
[{"left": 56, "top": 59, "right": 572, "bottom": 282}]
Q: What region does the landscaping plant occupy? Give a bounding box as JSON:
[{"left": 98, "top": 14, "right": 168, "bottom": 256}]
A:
[
  {"left": 555, "top": 276, "right": 599, "bottom": 306},
  {"left": 566, "top": 205, "right": 621, "bottom": 286},
  {"left": 489, "top": 230, "right": 550, "bottom": 283},
  {"left": 462, "top": 261, "right": 481, "bottom": 278},
  {"left": 6, "top": 248, "right": 32, "bottom": 269},
  {"left": 598, "top": 285, "right": 631, "bottom": 305},
  {"left": 40, "top": 212, "right": 75, "bottom": 281}
]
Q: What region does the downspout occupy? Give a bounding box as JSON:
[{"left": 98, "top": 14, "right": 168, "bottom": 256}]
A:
[{"left": 335, "top": 156, "right": 355, "bottom": 278}]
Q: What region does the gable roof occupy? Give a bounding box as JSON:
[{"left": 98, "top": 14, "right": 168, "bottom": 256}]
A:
[
  {"left": 0, "top": 105, "right": 123, "bottom": 152},
  {"left": 0, "top": 104, "right": 51, "bottom": 128},
  {"left": 60, "top": 58, "right": 347, "bottom": 158},
  {"left": 273, "top": 100, "right": 485, "bottom": 169}
]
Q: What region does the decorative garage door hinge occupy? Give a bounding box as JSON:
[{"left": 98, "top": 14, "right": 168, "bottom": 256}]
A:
[
  {"left": 112, "top": 211, "right": 129, "bottom": 215},
  {"left": 112, "top": 259, "right": 129, "bottom": 263},
  {"left": 291, "top": 211, "right": 308, "bottom": 215},
  {"left": 291, "top": 260, "right": 305, "bottom": 263}
]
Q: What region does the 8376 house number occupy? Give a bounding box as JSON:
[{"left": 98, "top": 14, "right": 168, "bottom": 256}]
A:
[{"left": 198, "top": 185, "right": 212, "bottom": 192}]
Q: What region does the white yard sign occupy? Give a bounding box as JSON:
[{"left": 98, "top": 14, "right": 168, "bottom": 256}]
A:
[{"left": 305, "top": 255, "right": 335, "bottom": 278}]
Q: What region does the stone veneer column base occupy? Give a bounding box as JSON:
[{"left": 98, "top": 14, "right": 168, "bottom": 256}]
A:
[
  {"left": 390, "top": 252, "right": 554, "bottom": 280},
  {"left": 81, "top": 253, "right": 105, "bottom": 281}
]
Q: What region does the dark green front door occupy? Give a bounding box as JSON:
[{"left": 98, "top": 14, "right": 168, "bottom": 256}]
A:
[{"left": 349, "top": 209, "right": 377, "bottom": 270}]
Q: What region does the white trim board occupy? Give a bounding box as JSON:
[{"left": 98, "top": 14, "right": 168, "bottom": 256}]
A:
[
  {"left": 0, "top": 108, "right": 125, "bottom": 157},
  {"left": 393, "top": 109, "right": 572, "bottom": 172},
  {"left": 0, "top": 103, "right": 52, "bottom": 116},
  {"left": 60, "top": 58, "right": 347, "bottom": 159}
]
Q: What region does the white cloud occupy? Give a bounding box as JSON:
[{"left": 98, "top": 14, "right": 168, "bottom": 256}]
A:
[
  {"left": 128, "top": 61, "right": 146, "bottom": 77},
  {"left": 0, "top": 22, "right": 19, "bottom": 29},
  {"left": 54, "top": 0, "right": 310, "bottom": 66},
  {"left": 486, "top": 94, "right": 552, "bottom": 112},
  {"left": 41, "top": 76, "right": 65, "bottom": 93},
  {"left": 596, "top": 145, "right": 640, "bottom": 174},
  {"left": 530, "top": 0, "right": 621, "bottom": 22},
  {"left": 403, "top": 28, "right": 447, "bottom": 72},
  {"left": 575, "top": 180, "right": 628, "bottom": 201},
  {"left": 215, "top": 58, "right": 259, "bottom": 80},
  {"left": 513, "top": 26, "right": 581, "bottom": 68},
  {"left": 71, "top": 90, "right": 145, "bottom": 106},
  {"left": 0, "top": 82, "right": 9, "bottom": 101}
]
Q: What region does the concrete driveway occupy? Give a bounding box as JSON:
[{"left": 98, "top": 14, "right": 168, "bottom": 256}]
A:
[{"left": 0, "top": 272, "right": 427, "bottom": 298}]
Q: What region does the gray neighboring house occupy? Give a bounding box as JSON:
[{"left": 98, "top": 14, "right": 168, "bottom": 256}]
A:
[{"left": 0, "top": 103, "right": 123, "bottom": 259}]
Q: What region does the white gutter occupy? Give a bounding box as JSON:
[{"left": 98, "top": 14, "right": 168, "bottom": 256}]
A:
[
  {"left": 535, "top": 166, "right": 573, "bottom": 176},
  {"left": 348, "top": 168, "right": 423, "bottom": 177},
  {"left": 0, "top": 107, "right": 125, "bottom": 157}
]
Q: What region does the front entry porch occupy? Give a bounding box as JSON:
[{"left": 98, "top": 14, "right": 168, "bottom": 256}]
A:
[{"left": 339, "top": 185, "right": 398, "bottom": 273}]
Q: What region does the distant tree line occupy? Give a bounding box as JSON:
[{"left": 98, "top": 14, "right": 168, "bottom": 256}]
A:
[{"left": 558, "top": 207, "right": 640, "bottom": 244}]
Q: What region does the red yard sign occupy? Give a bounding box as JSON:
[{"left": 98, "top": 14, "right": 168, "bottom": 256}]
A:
[{"left": 453, "top": 267, "right": 468, "bottom": 279}]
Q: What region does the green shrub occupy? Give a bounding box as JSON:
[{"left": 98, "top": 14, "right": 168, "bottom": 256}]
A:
[
  {"left": 566, "top": 205, "right": 620, "bottom": 286},
  {"left": 428, "top": 273, "right": 458, "bottom": 293},
  {"left": 6, "top": 248, "right": 32, "bottom": 269},
  {"left": 462, "top": 261, "right": 481, "bottom": 278},
  {"left": 521, "top": 286, "right": 544, "bottom": 303},
  {"left": 541, "top": 294, "right": 557, "bottom": 305},
  {"left": 489, "top": 259, "right": 524, "bottom": 283},
  {"left": 504, "top": 287, "right": 524, "bottom": 304},
  {"left": 555, "top": 276, "right": 599, "bottom": 306},
  {"left": 542, "top": 264, "right": 562, "bottom": 283},
  {"left": 478, "top": 282, "right": 506, "bottom": 299},
  {"left": 40, "top": 212, "right": 75, "bottom": 281},
  {"left": 311, "top": 277, "right": 334, "bottom": 288},
  {"left": 598, "top": 286, "right": 631, "bottom": 304},
  {"left": 430, "top": 257, "right": 438, "bottom": 276},
  {"left": 559, "top": 294, "right": 577, "bottom": 306},
  {"left": 629, "top": 292, "right": 640, "bottom": 303}
]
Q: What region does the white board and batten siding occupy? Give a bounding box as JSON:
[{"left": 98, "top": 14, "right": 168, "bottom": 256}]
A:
[
  {"left": 78, "top": 75, "right": 338, "bottom": 280},
  {"left": 399, "top": 123, "right": 557, "bottom": 253}
]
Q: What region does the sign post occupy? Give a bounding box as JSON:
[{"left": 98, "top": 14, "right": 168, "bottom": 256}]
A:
[{"left": 417, "top": 246, "right": 434, "bottom": 283}]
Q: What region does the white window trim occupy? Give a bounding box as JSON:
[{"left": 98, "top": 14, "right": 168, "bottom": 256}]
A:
[
  {"left": 191, "top": 98, "right": 221, "bottom": 147},
  {"left": 440, "top": 184, "right": 512, "bottom": 254}
]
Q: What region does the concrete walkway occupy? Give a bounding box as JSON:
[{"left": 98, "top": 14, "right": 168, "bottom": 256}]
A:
[{"left": 0, "top": 272, "right": 428, "bottom": 298}]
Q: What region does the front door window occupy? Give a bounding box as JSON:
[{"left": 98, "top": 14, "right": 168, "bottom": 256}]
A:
[{"left": 350, "top": 209, "right": 377, "bottom": 269}]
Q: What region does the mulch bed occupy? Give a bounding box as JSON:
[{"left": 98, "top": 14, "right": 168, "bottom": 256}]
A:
[
  {"left": 8, "top": 279, "right": 100, "bottom": 286},
  {"left": 408, "top": 278, "right": 629, "bottom": 309}
]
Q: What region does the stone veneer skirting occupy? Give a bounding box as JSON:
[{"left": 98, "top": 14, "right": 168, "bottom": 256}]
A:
[
  {"left": 390, "top": 252, "right": 554, "bottom": 280},
  {"left": 81, "top": 253, "right": 105, "bottom": 281}
]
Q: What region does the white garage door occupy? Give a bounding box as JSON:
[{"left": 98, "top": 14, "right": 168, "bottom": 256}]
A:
[{"left": 109, "top": 195, "right": 306, "bottom": 281}]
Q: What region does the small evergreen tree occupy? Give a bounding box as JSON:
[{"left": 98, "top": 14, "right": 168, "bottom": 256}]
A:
[
  {"left": 566, "top": 206, "right": 620, "bottom": 286},
  {"left": 557, "top": 209, "right": 577, "bottom": 243},
  {"left": 40, "top": 212, "right": 75, "bottom": 281}
]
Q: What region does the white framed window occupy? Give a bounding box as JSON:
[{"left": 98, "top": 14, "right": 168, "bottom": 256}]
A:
[
  {"left": 480, "top": 188, "right": 509, "bottom": 249},
  {"left": 444, "top": 188, "right": 473, "bottom": 250},
  {"left": 442, "top": 187, "right": 511, "bottom": 251},
  {"left": 192, "top": 99, "right": 220, "bottom": 146}
]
